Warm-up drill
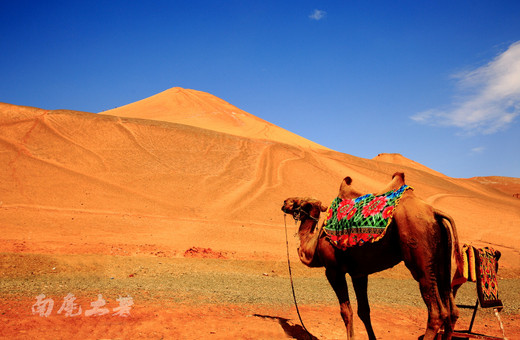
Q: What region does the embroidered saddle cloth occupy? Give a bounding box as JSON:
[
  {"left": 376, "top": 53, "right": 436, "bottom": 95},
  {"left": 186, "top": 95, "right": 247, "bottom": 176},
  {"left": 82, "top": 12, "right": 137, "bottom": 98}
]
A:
[
  {"left": 323, "top": 185, "right": 412, "bottom": 249},
  {"left": 453, "top": 244, "right": 503, "bottom": 309},
  {"left": 475, "top": 247, "right": 502, "bottom": 309}
]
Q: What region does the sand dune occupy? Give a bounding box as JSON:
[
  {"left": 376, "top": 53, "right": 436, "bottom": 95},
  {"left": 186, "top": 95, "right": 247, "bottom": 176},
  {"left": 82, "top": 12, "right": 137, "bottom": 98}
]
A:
[
  {"left": 101, "top": 87, "right": 328, "bottom": 150},
  {"left": 1, "top": 88, "right": 519, "bottom": 272},
  {"left": 373, "top": 153, "right": 448, "bottom": 178}
]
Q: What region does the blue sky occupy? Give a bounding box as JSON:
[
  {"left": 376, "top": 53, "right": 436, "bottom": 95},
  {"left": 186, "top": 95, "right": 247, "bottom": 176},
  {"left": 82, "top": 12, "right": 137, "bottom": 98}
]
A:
[{"left": 1, "top": 1, "right": 519, "bottom": 178}]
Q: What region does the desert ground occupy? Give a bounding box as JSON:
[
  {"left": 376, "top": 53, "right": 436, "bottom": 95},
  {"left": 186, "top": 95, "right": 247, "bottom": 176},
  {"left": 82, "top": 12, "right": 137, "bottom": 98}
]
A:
[{"left": 1, "top": 87, "right": 519, "bottom": 339}]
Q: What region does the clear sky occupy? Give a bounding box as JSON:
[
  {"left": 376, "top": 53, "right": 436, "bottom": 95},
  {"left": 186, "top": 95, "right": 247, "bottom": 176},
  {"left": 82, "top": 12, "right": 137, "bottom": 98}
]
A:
[{"left": 1, "top": 1, "right": 519, "bottom": 178}]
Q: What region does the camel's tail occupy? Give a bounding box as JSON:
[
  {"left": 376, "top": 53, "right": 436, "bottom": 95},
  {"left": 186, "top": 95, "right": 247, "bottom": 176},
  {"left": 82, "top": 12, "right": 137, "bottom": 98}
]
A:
[{"left": 434, "top": 209, "right": 464, "bottom": 284}]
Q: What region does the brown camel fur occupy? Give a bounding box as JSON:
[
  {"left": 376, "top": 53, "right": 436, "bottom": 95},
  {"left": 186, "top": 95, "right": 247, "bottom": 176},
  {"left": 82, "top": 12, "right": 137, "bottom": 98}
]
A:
[
  {"left": 282, "top": 173, "right": 463, "bottom": 340},
  {"left": 338, "top": 172, "right": 406, "bottom": 199}
]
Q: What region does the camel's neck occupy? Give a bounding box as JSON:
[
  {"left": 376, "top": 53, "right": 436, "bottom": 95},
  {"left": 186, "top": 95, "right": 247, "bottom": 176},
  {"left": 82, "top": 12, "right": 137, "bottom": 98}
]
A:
[
  {"left": 298, "top": 218, "right": 318, "bottom": 238},
  {"left": 297, "top": 208, "right": 323, "bottom": 268}
]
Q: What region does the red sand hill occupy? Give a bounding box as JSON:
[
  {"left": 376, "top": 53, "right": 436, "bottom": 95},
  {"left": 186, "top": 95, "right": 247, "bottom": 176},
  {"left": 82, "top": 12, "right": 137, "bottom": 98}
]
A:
[
  {"left": 1, "top": 88, "right": 519, "bottom": 269},
  {"left": 101, "top": 87, "right": 328, "bottom": 150}
]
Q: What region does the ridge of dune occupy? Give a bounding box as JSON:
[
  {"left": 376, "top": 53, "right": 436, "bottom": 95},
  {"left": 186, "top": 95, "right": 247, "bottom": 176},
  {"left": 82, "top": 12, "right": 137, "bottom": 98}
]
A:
[
  {"left": 101, "top": 87, "right": 329, "bottom": 150},
  {"left": 469, "top": 176, "right": 520, "bottom": 198},
  {"left": 372, "top": 153, "right": 447, "bottom": 177}
]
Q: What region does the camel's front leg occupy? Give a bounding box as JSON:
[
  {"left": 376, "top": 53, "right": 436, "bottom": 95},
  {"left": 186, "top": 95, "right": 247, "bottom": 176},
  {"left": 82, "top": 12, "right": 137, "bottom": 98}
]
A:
[
  {"left": 326, "top": 267, "right": 355, "bottom": 339},
  {"left": 352, "top": 276, "right": 376, "bottom": 340}
]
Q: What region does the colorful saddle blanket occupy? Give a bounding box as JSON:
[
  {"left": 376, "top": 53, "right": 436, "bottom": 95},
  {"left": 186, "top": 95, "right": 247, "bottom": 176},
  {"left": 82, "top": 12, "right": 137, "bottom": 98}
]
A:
[
  {"left": 452, "top": 244, "right": 502, "bottom": 309},
  {"left": 324, "top": 185, "right": 412, "bottom": 249}
]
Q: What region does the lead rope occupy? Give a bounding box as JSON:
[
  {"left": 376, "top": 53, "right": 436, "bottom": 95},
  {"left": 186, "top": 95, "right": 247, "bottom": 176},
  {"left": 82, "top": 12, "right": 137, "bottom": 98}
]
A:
[{"left": 284, "top": 213, "right": 312, "bottom": 339}]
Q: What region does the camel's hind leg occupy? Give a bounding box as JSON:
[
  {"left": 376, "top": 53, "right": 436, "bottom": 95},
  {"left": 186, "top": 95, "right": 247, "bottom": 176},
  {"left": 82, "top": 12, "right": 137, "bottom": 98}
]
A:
[
  {"left": 404, "top": 243, "right": 450, "bottom": 340},
  {"left": 436, "top": 213, "right": 460, "bottom": 340},
  {"left": 440, "top": 291, "right": 458, "bottom": 340},
  {"left": 394, "top": 197, "right": 450, "bottom": 339},
  {"left": 326, "top": 267, "right": 355, "bottom": 339},
  {"left": 418, "top": 275, "right": 449, "bottom": 340}
]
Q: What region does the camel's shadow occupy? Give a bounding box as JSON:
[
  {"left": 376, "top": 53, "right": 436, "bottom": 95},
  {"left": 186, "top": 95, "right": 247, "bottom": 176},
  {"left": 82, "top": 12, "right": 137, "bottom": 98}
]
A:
[{"left": 253, "top": 314, "right": 318, "bottom": 340}]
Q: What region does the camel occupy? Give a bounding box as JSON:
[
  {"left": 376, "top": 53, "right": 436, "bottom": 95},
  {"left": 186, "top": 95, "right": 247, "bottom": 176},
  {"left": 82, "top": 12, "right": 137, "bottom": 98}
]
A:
[{"left": 281, "top": 172, "right": 463, "bottom": 340}]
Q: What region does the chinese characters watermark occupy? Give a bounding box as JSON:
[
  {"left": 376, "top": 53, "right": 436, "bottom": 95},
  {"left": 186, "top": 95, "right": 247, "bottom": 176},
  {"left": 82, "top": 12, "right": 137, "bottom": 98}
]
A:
[{"left": 32, "top": 293, "right": 133, "bottom": 317}]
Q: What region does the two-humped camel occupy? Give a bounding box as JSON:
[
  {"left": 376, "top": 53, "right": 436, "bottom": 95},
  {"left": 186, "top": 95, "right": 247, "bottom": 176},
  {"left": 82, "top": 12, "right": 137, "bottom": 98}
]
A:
[{"left": 282, "top": 172, "right": 463, "bottom": 340}]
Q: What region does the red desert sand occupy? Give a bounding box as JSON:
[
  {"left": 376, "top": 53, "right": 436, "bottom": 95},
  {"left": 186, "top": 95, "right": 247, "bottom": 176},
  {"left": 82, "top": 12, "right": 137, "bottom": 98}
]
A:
[{"left": 1, "top": 87, "right": 519, "bottom": 339}]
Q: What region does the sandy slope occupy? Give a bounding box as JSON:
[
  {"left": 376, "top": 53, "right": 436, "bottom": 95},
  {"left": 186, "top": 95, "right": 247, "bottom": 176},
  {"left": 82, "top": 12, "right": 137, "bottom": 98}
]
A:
[
  {"left": 101, "top": 87, "right": 329, "bottom": 150},
  {"left": 2, "top": 92, "right": 519, "bottom": 268},
  {"left": 1, "top": 88, "right": 519, "bottom": 338},
  {"left": 373, "top": 152, "right": 448, "bottom": 178}
]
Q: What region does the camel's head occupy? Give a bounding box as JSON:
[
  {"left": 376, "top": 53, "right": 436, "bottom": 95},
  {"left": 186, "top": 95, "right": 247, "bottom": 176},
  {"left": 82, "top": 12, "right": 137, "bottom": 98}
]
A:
[{"left": 282, "top": 197, "right": 327, "bottom": 221}]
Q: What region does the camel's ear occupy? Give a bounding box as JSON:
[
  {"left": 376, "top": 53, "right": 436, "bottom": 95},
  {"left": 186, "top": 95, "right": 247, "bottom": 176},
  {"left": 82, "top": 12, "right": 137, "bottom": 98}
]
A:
[
  {"left": 283, "top": 197, "right": 302, "bottom": 208},
  {"left": 291, "top": 197, "right": 303, "bottom": 207},
  {"left": 320, "top": 204, "right": 328, "bottom": 212},
  {"left": 301, "top": 199, "right": 323, "bottom": 213},
  {"left": 300, "top": 201, "right": 312, "bottom": 212},
  {"left": 343, "top": 176, "right": 352, "bottom": 186}
]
